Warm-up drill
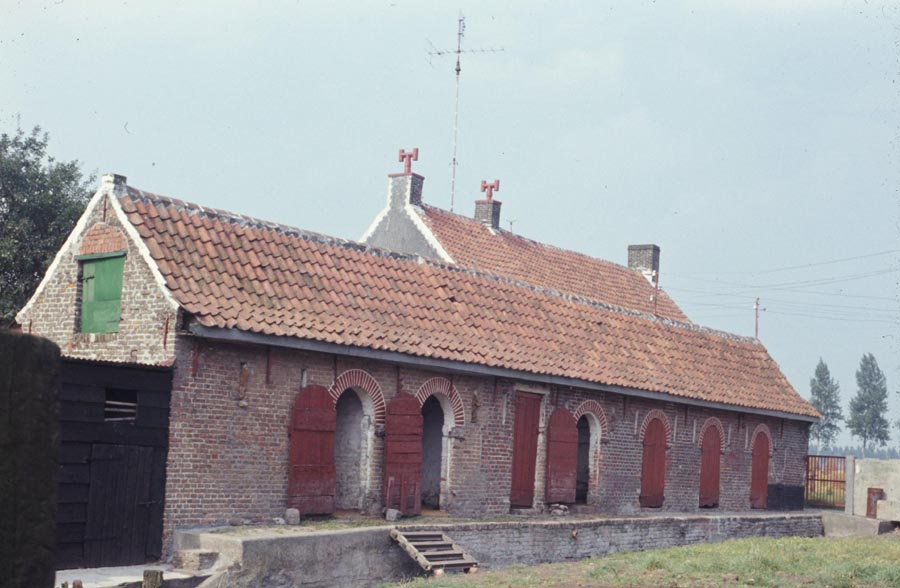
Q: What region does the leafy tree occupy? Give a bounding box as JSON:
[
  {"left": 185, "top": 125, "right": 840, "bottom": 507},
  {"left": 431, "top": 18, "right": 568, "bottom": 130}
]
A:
[
  {"left": 808, "top": 358, "right": 843, "bottom": 451},
  {"left": 847, "top": 353, "right": 890, "bottom": 456},
  {"left": 0, "top": 127, "right": 91, "bottom": 325}
]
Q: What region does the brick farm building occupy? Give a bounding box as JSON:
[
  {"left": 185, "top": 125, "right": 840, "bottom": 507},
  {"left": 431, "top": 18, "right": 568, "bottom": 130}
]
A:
[{"left": 17, "top": 154, "right": 819, "bottom": 569}]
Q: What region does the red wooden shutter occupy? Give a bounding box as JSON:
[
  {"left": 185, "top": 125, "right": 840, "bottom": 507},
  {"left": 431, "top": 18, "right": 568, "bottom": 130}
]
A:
[
  {"left": 699, "top": 427, "right": 721, "bottom": 508},
  {"left": 750, "top": 433, "right": 769, "bottom": 509},
  {"left": 510, "top": 392, "right": 542, "bottom": 507},
  {"left": 384, "top": 394, "right": 423, "bottom": 516},
  {"left": 287, "top": 385, "right": 336, "bottom": 515},
  {"left": 545, "top": 408, "right": 578, "bottom": 504},
  {"left": 639, "top": 418, "right": 666, "bottom": 508}
]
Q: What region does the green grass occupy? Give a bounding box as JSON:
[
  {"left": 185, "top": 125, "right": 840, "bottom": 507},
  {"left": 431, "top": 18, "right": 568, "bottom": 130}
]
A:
[{"left": 385, "top": 535, "right": 900, "bottom": 588}]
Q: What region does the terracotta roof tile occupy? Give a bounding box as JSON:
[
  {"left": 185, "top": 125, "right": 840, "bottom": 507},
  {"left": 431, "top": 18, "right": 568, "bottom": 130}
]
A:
[
  {"left": 119, "top": 186, "right": 818, "bottom": 419},
  {"left": 417, "top": 205, "right": 688, "bottom": 321}
]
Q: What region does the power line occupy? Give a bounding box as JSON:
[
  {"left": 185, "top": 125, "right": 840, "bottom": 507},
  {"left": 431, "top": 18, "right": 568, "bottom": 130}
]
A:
[
  {"left": 667, "top": 265, "right": 899, "bottom": 291},
  {"left": 670, "top": 248, "right": 900, "bottom": 277}
]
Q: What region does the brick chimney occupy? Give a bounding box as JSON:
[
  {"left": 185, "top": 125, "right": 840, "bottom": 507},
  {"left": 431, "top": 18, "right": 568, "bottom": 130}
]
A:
[
  {"left": 628, "top": 244, "right": 660, "bottom": 285},
  {"left": 101, "top": 173, "right": 128, "bottom": 195},
  {"left": 474, "top": 180, "right": 501, "bottom": 229},
  {"left": 388, "top": 148, "right": 424, "bottom": 208}
]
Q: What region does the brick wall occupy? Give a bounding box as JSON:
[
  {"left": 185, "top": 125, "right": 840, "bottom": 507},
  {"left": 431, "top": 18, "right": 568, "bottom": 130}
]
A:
[
  {"left": 162, "top": 334, "right": 810, "bottom": 548},
  {"left": 16, "top": 192, "right": 177, "bottom": 366}
]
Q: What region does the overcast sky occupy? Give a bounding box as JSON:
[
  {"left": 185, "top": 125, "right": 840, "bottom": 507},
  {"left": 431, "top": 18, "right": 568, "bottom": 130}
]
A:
[{"left": 3, "top": 0, "right": 898, "bottom": 447}]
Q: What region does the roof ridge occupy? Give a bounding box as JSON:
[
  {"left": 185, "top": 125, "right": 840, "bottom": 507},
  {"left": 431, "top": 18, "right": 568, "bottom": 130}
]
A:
[
  {"left": 419, "top": 203, "right": 645, "bottom": 276},
  {"left": 124, "top": 187, "right": 756, "bottom": 346}
]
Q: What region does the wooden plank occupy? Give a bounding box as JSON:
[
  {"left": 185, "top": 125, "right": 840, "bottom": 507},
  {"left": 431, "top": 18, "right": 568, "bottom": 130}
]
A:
[
  {"left": 61, "top": 421, "right": 168, "bottom": 447},
  {"left": 288, "top": 385, "right": 336, "bottom": 515},
  {"left": 134, "top": 406, "right": 170, "bottom": 429},
  {"left": 56, "top": 522, "right": 86, "bottom": 544},
  {"left": 699, "top": 426, "right": 721, "bottom": 508},
  {"left": 54, "top": 542, "right": 85, "bottom": 570},
  {"left": 510, "top": 392, "right": 541, "bottom": 507},
  {"left": 144, "top": 447, "right": 167, "bottom": 561},
  {"left": 61, "top": 400, "right": 106, "bottom": 423},
  {"left": 58, "top": 463, "right": 91, "bottom": 485},
  {"left": 640, "top": 418, "right": 666, "bottom": 508},
  {"left": 384, "top": 394, "right": 423, "bottom": 516},
  {"left": 62, "top": 360, "right": 173, "bottom": 392},
  {"left": 545, "top": 408, "right": 578, "bottom": 504},
  {"left": 59, "top": 383, "right": 105, "bottom": 404},
  {"left": 136, "top": 390, "right": 172, "bottom": 409},
  {"left": 57, "top": 503, "right": 87, "bottom": 524},
  {"left": 751, "top": 433, "right": 769, "bottom": 509},
  {"left": 59, "top": 442, "right": 92, "bottom": 464},
  {"left": 58, "top": 483, "right": 90, "bottom": 504}
]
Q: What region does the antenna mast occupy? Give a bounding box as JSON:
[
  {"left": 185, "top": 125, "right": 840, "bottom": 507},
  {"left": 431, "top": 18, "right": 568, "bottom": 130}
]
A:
[
  {"left": 450, "top": 14, "right": 464, "bottom": 212},
  {"left": 428, "top": 13, "right": 503, "bottom": 211}
]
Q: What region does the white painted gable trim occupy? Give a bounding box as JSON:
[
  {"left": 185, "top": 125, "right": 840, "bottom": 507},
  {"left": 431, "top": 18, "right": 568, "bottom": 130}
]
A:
[
  {"left": 15, "top": 181, "right": 180, "bottom": 324},
  {"left": 359, "top": 203, "right": 454, "bottom": 265},
  {"left": 404, "top": 205, "right": 454, "bottom": 264},
  {"left": 108, "top": 191, "right": 180, "bottom": 313},
  {"left": 359, "top": 205, "right": 388, "bottom": 242}
]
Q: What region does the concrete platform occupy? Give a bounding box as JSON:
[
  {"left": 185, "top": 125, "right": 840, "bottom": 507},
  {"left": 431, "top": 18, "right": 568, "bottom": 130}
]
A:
[
  {"left": 175, "top": 511, "right": 824, "bottom": 588},
  {"left": 54, "top": 563, "right": 204, "bottom": 588},
  {"left": 821, "top": 510, "right": 897, "bottom": 537}
]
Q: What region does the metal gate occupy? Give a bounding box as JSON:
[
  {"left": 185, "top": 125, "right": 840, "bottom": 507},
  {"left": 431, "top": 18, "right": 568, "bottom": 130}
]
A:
[{"left": 805, "top": 455, "right": 846, "bottom": 509}]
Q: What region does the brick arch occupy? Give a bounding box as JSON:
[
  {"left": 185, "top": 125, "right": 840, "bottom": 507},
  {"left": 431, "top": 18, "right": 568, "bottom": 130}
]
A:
[
  {"left": 573, "top": 400, "right": 608, "bottom": 441},
  {"left": 415, "top": 377, "right": 465, "bottom": 427},
  {"left": 750, "top": 423, "right": 775, "bottom": 456},
  {"left": 79, "top": 223, "right": 127, "bottom": 256},
  {"left": 698, "top": 417, "right": 726, "bottom": 453},
  {"left": 639, "top": 409, "right": 672, "bottom": 445},
  {"left": 328, "top": 369, "right": 386, "bottom": 425}
]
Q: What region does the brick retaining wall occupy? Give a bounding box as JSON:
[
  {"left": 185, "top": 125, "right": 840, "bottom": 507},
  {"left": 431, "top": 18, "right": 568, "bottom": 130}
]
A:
[
  {"left": 404, "top": 512, "right": 824, "bottom": 568},
  {"left": 180, "top": 512, "right": 824, "bottom": 588}
]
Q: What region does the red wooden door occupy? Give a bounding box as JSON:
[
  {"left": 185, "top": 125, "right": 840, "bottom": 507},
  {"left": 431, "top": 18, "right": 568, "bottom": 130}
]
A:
[
  {"left": 750, "top": 434, "right": 769, "bottom": 509},
  {"left": 510, "top": 392, "right": 542, "bottom": 507},
  {"left": 288, "top": 385, "right": 336, "bottom": 515},
  {"left": 698, "top": 427, "right": 721, "bottom": 508},
  {"left": 640, "top": 418, "right": 666, "bottom": 508},
  {"left": 546, "top": 408, "right": 578, "bottom": 504},
  {"left": 384, "top": 394, "right": 423, "bottom": 516}
]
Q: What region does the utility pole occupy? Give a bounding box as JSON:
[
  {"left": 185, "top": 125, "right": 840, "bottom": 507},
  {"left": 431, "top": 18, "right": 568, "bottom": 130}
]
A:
[{"left": 754, "top": 297, "right": 766, "bottom": 339}]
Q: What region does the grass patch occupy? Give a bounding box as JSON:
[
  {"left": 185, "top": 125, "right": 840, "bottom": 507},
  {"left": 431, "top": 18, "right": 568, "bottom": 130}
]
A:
[{"left": 385, "top": 535, "right": 900, "bottom": 588}]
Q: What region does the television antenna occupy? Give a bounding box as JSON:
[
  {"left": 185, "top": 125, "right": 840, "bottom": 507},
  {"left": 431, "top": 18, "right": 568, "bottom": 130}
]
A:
[{"left": 427, "top": 13, "right": 503, "bottom": 211}]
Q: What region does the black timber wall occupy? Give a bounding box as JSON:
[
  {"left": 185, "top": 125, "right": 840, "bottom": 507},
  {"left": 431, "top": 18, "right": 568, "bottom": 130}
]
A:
[
  {"left": 0, "top": 332, "right": 61, "bottom": 588},
  {"left": 57, "top": 359, "right": 172, "bottom": 570}
]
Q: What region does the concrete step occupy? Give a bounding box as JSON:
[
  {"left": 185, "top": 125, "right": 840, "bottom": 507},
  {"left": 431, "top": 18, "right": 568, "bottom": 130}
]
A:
[
  {"left": 821, "top": 511, "right": 897, "bottom": 537},
  {"left": 172, "top": 549, "right": 220, "bottom": 572}
]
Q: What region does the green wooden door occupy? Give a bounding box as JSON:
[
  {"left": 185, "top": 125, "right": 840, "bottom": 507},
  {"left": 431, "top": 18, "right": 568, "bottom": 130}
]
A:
[{"left": 81, "top": 254, "right": 125, "bottom": 333}]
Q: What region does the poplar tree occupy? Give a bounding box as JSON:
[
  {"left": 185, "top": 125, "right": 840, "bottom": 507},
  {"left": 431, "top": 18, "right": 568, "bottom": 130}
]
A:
[
  {"left": 809, "top": 358, "right": 843, "bottom": 451},
  {"left": 847, "top": 353, "right": 890, "bottom": 456}
]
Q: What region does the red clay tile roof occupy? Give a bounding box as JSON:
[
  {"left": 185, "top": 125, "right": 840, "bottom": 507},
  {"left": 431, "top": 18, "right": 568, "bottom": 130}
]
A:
[
  {"left": 417, "top": 205, "right": 689, "bottom": 321},
  {"left": 118, "top": 187, "right": 818, "bottom": 419}
]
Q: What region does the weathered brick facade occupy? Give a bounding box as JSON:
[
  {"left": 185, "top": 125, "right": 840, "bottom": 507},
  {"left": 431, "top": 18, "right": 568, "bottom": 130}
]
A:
[
  {"left": 160, "top": 334, "right": 809, "bottom": 547},
  {"left": 16, "top": 181, "right": 178, "bottom": 366}
]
